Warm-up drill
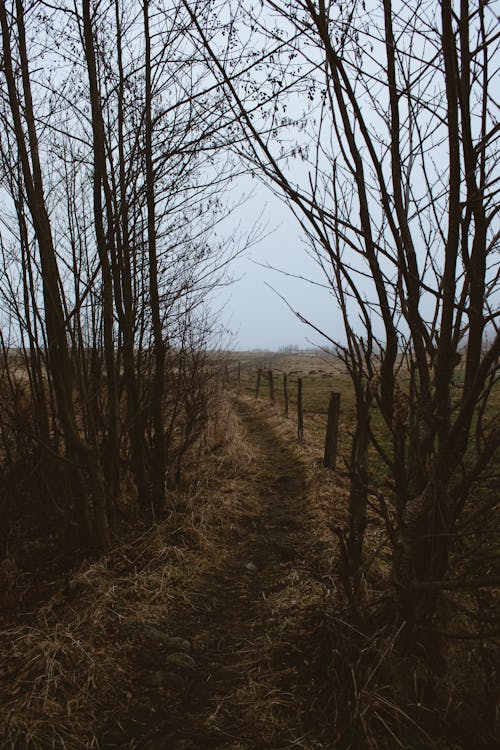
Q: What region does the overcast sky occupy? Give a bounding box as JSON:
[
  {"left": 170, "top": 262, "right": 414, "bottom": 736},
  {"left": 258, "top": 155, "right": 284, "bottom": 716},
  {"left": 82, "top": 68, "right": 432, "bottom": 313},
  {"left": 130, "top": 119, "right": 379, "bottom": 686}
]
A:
[{"left": 217, "top": 184, "right": 336, "bottom": 351}]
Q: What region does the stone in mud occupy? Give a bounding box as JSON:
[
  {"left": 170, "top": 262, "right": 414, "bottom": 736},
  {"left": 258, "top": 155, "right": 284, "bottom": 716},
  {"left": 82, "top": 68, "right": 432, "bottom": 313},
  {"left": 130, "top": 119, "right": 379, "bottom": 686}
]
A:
[
  {"left": 161, "top": 635, "right": 192, "bottom": 652},
  {"left": 165, "top": 651, "right": 196, "bottom": 669},
  {"left": 245, "top": 562, "right": 257, "bottom": 573}
]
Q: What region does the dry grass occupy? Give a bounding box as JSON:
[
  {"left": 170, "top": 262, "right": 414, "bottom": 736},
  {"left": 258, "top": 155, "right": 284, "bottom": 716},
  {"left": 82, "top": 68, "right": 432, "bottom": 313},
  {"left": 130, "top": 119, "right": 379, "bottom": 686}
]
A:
[
  {"left": 1, "top": 535, "right": 199, "bottom": 748},
  {"left": 243, "top": 383, "right": 499, "bottom": 749},
  {"left": 0, "top": 388, "right": 257, "bottom": 749},
  {"left": 1, "top": 378, "right": 497, "bottom": 749}
]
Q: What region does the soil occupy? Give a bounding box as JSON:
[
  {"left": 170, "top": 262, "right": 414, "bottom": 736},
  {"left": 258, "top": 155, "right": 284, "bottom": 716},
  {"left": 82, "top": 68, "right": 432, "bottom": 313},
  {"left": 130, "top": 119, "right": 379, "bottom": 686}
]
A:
[{"left": 112, "top": 400, "right": 330, "bottom": 750}]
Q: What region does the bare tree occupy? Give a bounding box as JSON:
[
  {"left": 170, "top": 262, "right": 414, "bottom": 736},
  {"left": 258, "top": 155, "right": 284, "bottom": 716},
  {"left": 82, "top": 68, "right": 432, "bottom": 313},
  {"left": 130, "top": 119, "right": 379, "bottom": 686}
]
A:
[
  {"left": 185, "top": 0, "right": 499, "bottom": 632},
  {"left": 0, "top": 0, "right": 110, "bottom": 548},
  {"left": 0, "top": 0, "right": 250, "bottom": 551}
]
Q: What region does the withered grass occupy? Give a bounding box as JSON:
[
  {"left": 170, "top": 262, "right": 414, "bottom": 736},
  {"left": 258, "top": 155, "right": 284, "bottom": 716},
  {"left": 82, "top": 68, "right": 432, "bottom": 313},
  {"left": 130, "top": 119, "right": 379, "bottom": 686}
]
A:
[{"left": 0, "top": 388, "right": 497, "bottom": 749}]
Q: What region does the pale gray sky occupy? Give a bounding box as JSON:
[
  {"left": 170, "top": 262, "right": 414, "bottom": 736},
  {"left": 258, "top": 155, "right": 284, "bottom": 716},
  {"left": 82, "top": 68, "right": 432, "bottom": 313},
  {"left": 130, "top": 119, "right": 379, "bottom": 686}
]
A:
[{"left": 218, "top": 187, "right": 336, "bottom": 351}]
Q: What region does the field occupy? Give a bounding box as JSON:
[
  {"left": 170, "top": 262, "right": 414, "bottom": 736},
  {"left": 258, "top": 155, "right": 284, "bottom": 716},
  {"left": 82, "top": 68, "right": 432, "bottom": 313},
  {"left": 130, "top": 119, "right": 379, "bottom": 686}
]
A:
[
  {"left": 226, "top": 350, "right": 356, "bottom": 458},
  {"left": 0, "top": 351, "right": 498, "bottom": 749}
]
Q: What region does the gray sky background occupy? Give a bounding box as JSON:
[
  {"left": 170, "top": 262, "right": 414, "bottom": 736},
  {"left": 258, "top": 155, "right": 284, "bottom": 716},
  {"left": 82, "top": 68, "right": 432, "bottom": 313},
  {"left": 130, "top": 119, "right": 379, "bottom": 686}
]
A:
[{"left": 217, "top": 185, "right": 335, "bottom": 351}]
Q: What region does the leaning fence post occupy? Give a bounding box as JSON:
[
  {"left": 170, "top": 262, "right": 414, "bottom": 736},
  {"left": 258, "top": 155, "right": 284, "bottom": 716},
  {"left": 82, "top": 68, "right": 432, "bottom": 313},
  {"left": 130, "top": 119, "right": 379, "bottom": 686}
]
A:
[
  {"left": 268, "top": 369, "right": 274, "bottom": 403},
  {"left": 283, "top": 373, "right": 289, "bottom": 417},
  {"left": 255, "top": 368, "right": 262, "bottom": 399},
  {"left": 297, "top": 377, "right": 304, "bottom": 443},
  {"left": 323, "top": 392, "right": 341, "bottom": 470}
]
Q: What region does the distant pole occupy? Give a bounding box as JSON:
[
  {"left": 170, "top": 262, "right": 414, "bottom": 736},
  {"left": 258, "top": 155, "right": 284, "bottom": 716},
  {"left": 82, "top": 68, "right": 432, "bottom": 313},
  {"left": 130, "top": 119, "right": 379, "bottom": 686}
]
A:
[
  {"left": 224, "top": 365, "right": 230, "bottom": 386},
  {"left": 255, "top": 368, "right": 262, "bottom": 399},
  {"left": 297, "top": 377, "right": 304, "bottom": 443},
  {"left": 237, "top": 362, "right": 241, "bottom": 392},
  {"left": 283, "top": 374, "right": 289, "bottom": 418},
  {"left": 268, "top": 369, "right": 274, "bottom": 403},
  {"left": 323, "top": 392, "right": 341, "bottom": 470}
]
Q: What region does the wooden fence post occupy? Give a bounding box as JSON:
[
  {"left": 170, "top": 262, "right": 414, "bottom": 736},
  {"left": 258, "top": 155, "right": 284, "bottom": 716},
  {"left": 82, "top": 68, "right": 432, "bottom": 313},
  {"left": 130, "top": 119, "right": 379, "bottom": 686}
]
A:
[
  {"left": 323, "top": 392, "right": 341, "bottom": 470},
  {"left": 237, "top": 362, "right": 241, "bottom": 392},
  {"left": 224, "top": 365, "right": 230, "bottom": 385},
  {"left": 255, "top": 368, "right": 262, "bottom": 399},
  {"left": 268, "top": 369, "right": 274, "bottom": 403},
  {"left": 283, "top": 373, "right": 289, "bottom": 417},
  {"left": 297, "top": 377, "right": 304, "bottom": 443}
]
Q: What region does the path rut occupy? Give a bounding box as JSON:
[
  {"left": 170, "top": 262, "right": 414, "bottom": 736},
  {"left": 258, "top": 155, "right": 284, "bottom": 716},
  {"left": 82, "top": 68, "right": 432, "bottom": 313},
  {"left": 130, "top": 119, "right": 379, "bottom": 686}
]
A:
[{"left": 127, "top": 401, "right": 321, "bottom": 750}]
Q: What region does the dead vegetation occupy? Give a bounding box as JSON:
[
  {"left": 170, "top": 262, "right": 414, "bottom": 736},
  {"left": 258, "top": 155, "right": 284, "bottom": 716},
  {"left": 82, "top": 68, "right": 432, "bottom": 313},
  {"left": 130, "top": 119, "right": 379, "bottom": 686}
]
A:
[
  {"left": 0, "top": 376, "right": 497, "bottom": 749},
  {"left": 0, "top": 389, "right": 254, "bottom": 749}
]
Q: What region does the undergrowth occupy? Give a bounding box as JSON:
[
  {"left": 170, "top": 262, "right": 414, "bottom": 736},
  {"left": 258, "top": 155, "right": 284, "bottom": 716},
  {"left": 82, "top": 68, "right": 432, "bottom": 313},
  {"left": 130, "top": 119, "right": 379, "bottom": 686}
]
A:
[{"left": 0, "top": 383, "right": 497, "bottom": 749}]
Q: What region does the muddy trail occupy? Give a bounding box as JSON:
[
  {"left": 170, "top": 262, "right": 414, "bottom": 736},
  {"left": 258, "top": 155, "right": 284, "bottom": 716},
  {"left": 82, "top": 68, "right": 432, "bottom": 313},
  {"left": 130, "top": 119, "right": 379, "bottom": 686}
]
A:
[{"left": 118, "top": 401, "right": 327, "bottom": 750}]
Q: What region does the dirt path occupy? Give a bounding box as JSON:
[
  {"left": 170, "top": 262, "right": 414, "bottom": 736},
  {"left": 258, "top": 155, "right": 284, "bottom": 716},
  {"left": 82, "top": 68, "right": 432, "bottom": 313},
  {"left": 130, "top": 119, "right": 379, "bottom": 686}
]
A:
[{"left": 124, "top": 400, "right": 325, "bottom": 750}]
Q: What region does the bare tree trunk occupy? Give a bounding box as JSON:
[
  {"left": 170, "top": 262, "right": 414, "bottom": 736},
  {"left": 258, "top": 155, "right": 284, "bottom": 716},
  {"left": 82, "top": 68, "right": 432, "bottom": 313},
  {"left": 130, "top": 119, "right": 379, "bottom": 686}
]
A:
[
  {"left": 16, "top": 192, "right": 50, "bottom": 447},
  {"left": 81, "top": 0, "right": 120, "bottom": 524},
  {"left": 113, "top": 0, "right": 148, "bottom": 506},
  {"left": 347, "top": 405, "right": 369, "bottom": 580},
  {"left": 143, "top": 0, "right": 166, "bottom": 515}
]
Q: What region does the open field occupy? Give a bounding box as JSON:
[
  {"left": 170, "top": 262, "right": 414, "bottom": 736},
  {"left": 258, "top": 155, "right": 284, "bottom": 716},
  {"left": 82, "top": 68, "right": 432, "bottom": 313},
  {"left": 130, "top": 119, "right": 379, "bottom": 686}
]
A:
[
  {"left": 224, "top": 351, "right": 356, "bottom": 464},
  {"left": 224, "top": 349, "right": 500, "bottom": 477}
]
